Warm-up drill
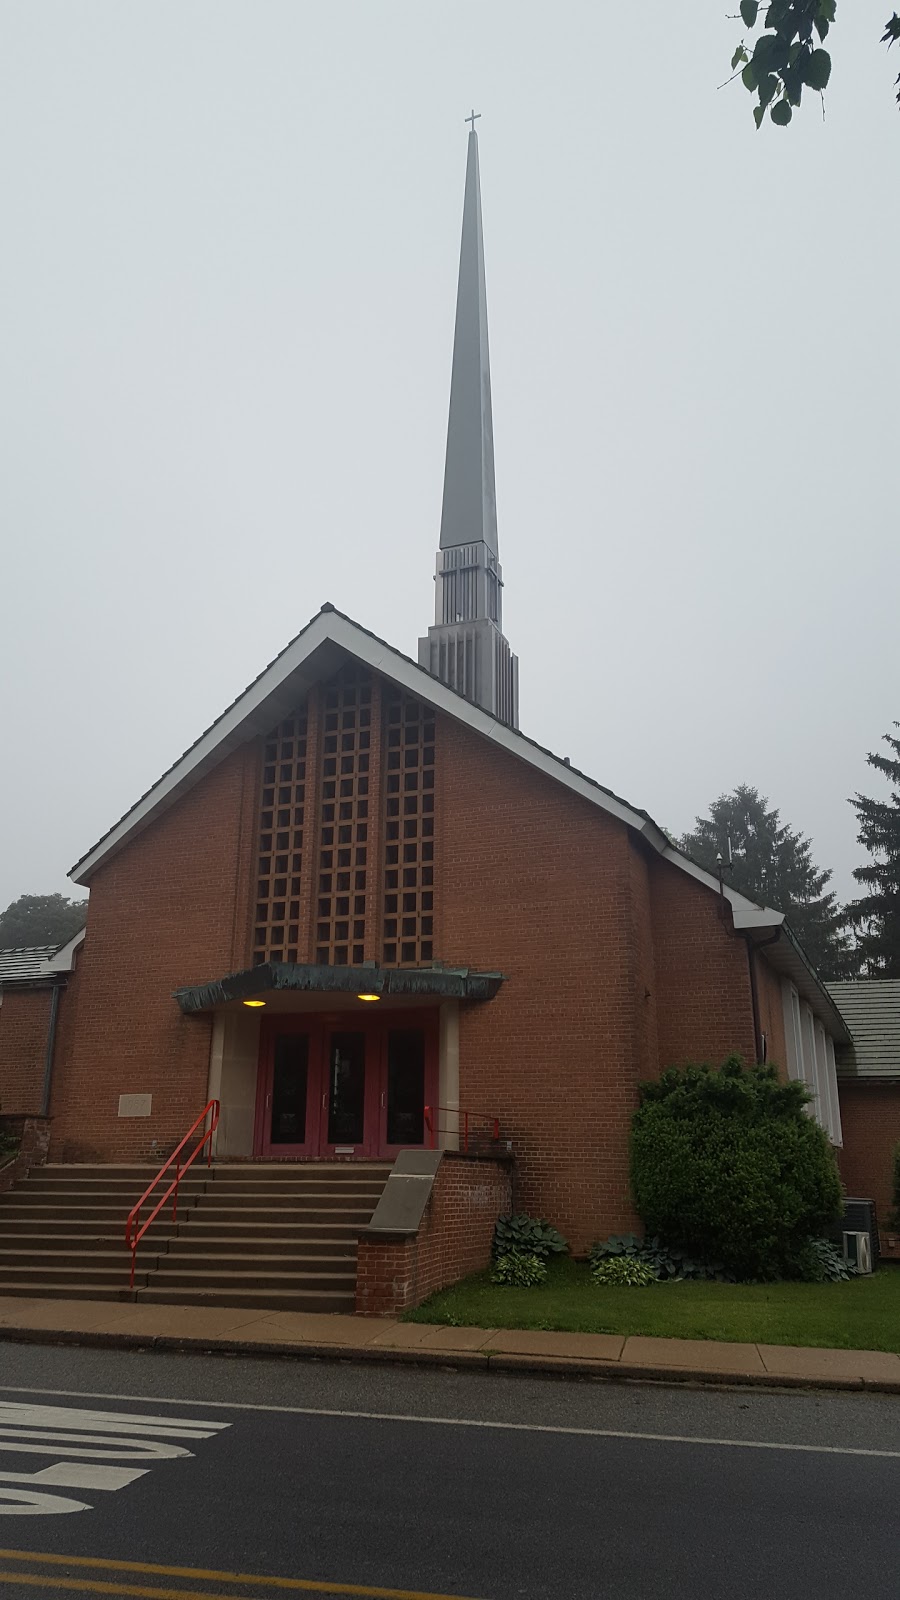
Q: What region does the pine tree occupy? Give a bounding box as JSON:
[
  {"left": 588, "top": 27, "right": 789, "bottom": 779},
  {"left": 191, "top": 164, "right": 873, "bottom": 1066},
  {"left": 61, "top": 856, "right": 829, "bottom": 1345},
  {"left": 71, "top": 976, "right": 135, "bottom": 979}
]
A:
[
  {"left": 846, "top": 726, "right": 900, "bottom": 976},
  {"left": 680, "top": 784, "right": 855, "bottom": 979}
]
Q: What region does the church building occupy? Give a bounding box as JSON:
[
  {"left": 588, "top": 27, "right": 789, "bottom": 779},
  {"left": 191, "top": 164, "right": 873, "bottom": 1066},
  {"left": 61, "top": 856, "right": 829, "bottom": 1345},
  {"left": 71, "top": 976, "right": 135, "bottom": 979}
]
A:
[{"left": 0, "top": 130, "right": 861, "bottom": 1310}]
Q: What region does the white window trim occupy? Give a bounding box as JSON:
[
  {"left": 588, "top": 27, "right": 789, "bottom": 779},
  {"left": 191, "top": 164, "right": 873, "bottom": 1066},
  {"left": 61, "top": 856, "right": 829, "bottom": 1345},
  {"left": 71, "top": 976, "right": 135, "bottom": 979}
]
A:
[{"left": 782, "top": 979, "right": 841, "bottom": 1145}]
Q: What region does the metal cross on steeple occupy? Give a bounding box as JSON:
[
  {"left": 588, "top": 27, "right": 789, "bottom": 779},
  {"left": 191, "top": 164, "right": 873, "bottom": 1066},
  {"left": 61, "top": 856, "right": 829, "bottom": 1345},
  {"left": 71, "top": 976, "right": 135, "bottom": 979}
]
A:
[{"left": 466, "top": 109, "right": 481, "bottom": 133}]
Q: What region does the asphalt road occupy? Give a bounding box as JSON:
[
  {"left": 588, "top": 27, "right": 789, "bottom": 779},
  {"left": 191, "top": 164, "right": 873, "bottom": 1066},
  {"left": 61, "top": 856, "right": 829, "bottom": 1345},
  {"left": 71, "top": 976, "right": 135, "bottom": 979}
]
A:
[{"left": 0, "top": 1342, "right": 896, "bottom": 1600}]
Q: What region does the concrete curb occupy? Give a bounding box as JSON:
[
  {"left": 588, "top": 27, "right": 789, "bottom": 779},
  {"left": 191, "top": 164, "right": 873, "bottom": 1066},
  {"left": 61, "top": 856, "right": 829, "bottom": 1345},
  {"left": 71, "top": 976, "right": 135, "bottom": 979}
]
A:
[{"left": 1, "top": 1324, "right": 898, "bottom": 1395}]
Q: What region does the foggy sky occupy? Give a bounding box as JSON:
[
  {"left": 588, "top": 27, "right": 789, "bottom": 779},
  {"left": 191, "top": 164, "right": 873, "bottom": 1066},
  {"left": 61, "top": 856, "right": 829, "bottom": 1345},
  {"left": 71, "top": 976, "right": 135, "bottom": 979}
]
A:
[{"left": 2, "top": 2, "right": 897, "bottom": 918}]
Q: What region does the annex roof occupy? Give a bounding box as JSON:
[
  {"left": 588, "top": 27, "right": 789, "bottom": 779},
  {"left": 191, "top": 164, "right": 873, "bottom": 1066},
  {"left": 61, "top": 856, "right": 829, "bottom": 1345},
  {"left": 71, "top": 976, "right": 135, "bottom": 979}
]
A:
[
  {"left": 826, "top": 980, "right": 900, "bottom": 1080},
  {"left": 0, "top": 946, "right": 59, "bottom": 985},
  {"left": 0, "top": 929, "right": 85, "bottom": 988}
]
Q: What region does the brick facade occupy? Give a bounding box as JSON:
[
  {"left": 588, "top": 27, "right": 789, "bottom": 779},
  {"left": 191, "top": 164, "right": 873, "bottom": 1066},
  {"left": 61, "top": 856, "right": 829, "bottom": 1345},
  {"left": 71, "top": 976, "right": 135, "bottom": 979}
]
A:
[
  {"left": 1, "top": 649, "right": 816, "bottom": 1257},
  {"left": 0, "top": 989, "right": 53, "bottom": 1116},
  {"left": 356, "top": 1153, "right": 513, "bottom": 1315},
  {"left": 836, "top": 1082, "right": 900, "bottom": 1258},
  {"left": 48, "top": 742, "right": 259, "bottom": 1162},
  {"left": 649, "top": 857, "right": 756, "bottom": 1070}
]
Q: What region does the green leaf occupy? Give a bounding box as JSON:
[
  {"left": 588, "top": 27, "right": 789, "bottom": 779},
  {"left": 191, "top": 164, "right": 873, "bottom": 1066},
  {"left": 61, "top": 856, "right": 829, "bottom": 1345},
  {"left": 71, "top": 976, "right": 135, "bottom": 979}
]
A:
[
  {"left": 742, "top": 61, "right": 760, "bottom": 91},
  {"left": 732, "top": 44, "right": 749, "bottom": 69},
  {"left": 804, "top": 47, "right": 832, "bottom": 90},
  {"left": 758, "top": 72, "right": 778, "bottom": 106},
  {"left": 753, "top": 103, "right": 766, "bottom": 128},
  {"left": 770, "top": 98, "right": 793, "bottom": 124},
  {"left": 814, "top": 16, "right": 829, "bottom": 40},
  {"left": 740, "top": 0, "right": 759, "bottom": 25}
]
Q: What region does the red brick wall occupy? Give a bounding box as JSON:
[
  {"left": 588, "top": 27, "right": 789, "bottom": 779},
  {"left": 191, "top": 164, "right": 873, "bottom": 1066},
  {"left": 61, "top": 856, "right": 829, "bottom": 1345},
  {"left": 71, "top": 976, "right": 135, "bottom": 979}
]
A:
[
  {"left": 650, "top": 857, "right": 756, "bottom": 1070},
  {"left": 41, "top": 656, "right": 766, "bottom": 1276},
  {"left": 356, "top": 1153, "right": 512, "bottom": 1315},
  {"left": 755, "top": 954, "right": 788, "bottom": 1072},
  {"left": 0, "top": 989, "right": 53, "bottom": 1115},
  {"left": 50, "top": 742, "right": 260, "bottom": 1161},
  {"left": 437, "top": 714, "right": 648, "bottom": 1253},
  {"left": 837, "top": 1082, "right": 900, "bottom": 1255}
]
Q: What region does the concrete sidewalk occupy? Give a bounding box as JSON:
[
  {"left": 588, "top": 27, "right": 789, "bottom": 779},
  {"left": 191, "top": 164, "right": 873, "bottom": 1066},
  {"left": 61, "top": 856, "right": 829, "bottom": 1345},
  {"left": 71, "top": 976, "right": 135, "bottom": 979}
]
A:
[{"left": 0, "top": 1294, "right": 898, "bottom": 1393}]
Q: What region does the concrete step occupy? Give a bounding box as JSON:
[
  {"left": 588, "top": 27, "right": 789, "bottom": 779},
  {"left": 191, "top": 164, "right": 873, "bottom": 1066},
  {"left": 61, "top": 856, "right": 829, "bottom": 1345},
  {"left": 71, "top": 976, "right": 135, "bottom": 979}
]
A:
[
  {"left": 168, "top": 1234, "right": 356, "bottom": 1257},
  {"left": 0, "top": 1283, "right": 133, "bottom": 1303},
  {"left": 149, "top": 1262, "right": 355, "bottom": 1292},
  {"left": 0, "top": 1202, "right": 204, "bottom": 1222},
  {"left": 0, "top": 1223, "right": 177, "bottom": 1242},
  {"left": 0, "top": 1157, "right": 391, "bottom": 1315},
  {"left": 0, "top": 1249, "right": 161, "bottom": 1271},
  {"left": 0, "top": 1265, "right": 150, "bottom": 1288}
]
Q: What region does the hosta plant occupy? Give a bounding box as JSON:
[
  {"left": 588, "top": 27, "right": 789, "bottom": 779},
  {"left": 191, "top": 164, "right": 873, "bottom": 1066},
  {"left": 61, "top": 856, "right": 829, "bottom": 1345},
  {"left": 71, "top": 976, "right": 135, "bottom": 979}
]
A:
[
  {"left": 490, "top": 1251, "right": 548, "bottom": 1288},
  {"left": 591, "top": 1255, "right": 657, "bottom": 1288},
  {"left": 493, "top": 1214, "right": 568, "bottom": 1261}
]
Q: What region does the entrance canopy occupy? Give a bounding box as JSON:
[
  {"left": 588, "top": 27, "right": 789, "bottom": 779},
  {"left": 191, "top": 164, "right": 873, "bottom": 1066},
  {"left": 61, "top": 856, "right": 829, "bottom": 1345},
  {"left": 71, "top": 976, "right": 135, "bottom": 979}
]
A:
[{"left": 174, "top": 961, "right": 504, "bottom": 1015}]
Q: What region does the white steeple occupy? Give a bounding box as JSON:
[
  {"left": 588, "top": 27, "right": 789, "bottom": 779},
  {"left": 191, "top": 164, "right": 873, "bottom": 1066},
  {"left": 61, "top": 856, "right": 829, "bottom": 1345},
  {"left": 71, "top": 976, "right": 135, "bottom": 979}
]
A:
[{"left": 418, "top": 122, "right": 519, "bottom": 729}]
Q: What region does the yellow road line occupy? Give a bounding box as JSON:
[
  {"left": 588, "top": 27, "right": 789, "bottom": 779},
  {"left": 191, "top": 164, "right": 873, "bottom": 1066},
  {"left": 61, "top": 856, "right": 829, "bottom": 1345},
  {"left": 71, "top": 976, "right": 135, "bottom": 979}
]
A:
[{"left": 0, "top": 1550, "right": 485, "bottom": 1600}]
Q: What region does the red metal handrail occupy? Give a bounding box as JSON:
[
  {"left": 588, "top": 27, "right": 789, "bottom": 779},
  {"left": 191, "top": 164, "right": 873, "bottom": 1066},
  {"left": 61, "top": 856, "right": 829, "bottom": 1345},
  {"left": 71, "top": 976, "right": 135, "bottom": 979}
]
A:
[
  {"left": 124, "top": 1098, "right": 220, "bottom": 1290},
  {"left": 424, "top": 1105, "right": 500, "bottom": 1153}
]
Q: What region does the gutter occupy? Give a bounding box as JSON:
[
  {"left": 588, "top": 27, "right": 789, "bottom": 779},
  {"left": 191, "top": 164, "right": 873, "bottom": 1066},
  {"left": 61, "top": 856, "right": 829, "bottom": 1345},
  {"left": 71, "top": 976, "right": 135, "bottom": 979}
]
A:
[
  {"left": 743, "top": 930, "right": 782, "bottom": 1064},
  {"left": 40, "top": 982, "right": 63, "bottom": 1118}
]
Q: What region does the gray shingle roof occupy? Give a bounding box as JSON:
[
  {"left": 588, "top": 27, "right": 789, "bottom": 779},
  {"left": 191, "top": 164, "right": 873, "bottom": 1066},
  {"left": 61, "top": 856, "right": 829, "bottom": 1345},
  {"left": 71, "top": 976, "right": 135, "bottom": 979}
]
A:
[
  {"left": 827, "top": 980, "right": 900, "bottom": 1080},
  {"left": 0, "top": 946, "right": 58, "bottom": 984}
]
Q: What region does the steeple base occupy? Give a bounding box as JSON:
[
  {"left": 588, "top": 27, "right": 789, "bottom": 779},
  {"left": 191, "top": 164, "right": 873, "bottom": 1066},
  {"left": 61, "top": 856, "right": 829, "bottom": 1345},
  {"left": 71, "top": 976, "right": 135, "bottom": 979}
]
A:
[{"left": 418, "top": 618, "right": 519, "bottom": 729}]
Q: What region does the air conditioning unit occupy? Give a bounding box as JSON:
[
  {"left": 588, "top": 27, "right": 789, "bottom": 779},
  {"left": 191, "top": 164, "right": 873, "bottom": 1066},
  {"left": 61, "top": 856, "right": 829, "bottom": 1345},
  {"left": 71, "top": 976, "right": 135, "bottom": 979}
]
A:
[
  {"left": 843, "top": 1231, "right": 873, "bottom": 1275},
  {"left": 843, "top": 1197, "right": 880, "bottom": 1270}
]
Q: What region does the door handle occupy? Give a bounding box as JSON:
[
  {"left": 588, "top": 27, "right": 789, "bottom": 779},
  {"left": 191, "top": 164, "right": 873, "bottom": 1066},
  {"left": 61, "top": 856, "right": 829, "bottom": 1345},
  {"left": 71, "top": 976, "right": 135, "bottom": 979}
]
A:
[
  {"left": 266, "top": 1094, "right": 271, "bottom": 1110},
  {"left": 381, "top": 1093, "right": 385, "bottom": 1109},
  {"left": 322, "top": 1093, "right": 328, "bottom": 1110}
]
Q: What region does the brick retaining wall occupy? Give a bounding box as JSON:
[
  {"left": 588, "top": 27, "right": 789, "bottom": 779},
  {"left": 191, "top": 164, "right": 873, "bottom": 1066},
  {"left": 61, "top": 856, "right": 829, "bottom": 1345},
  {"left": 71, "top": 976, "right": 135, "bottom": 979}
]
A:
[
  {"left": 356, "top": 1152, "right": 512, "bottom": 1316},
  {"left": 0, "top": 1115, "right": 51, "bottom": 1194}
]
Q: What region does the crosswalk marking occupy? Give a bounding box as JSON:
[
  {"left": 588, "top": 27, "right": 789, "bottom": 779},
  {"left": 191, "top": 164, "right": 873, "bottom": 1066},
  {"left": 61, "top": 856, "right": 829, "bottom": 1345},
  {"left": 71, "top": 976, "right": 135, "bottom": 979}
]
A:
[{"left": 0, "top": 1403, "right": 229, "bottom": 1516}]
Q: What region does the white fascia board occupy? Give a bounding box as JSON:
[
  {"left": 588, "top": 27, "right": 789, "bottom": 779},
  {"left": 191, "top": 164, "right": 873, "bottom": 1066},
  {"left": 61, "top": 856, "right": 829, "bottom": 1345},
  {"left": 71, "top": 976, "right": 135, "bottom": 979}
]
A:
[
  {"left": 44, "top": 927, "right": 87, "bottom": 974},
  {"left": 659, "top": 845, "right": 783, "bottom": 928},
  {"left": 730, "top": 904, "right": 786, "bottom": 930}
]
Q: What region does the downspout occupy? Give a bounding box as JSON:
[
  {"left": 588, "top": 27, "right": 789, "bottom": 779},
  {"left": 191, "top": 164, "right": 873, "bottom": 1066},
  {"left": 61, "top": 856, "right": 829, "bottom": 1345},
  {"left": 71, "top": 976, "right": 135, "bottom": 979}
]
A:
[
  {"left": 743, "top": 931, "right": 781, "bottom": 1065},
  {"left": 40, "top": 982, "right": 63, "bottom": 1118}
]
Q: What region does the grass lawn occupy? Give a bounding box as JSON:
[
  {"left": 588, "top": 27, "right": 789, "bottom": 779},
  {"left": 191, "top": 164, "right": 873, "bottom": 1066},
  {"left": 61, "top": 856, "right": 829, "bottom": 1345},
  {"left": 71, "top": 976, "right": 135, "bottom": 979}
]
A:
[{"left": 403, "top": 1257, "right": 900, "bottom": 1353}]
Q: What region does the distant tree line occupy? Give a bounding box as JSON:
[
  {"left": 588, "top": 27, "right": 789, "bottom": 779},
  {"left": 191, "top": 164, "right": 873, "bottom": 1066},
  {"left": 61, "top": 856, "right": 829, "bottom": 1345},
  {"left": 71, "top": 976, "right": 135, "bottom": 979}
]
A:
[
  {"left": 0, "top": 894, "right": 87, "bottom": 951},
  {"left": 680, "top": 726, "right": 900, "bottom": 980}
]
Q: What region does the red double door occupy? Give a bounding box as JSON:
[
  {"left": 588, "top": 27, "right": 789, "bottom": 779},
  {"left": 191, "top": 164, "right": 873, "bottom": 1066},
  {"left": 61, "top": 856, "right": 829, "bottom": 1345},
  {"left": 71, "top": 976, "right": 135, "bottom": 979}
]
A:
[{"left": 254, "top": 1011, "right": 438, "bottom": 1160}]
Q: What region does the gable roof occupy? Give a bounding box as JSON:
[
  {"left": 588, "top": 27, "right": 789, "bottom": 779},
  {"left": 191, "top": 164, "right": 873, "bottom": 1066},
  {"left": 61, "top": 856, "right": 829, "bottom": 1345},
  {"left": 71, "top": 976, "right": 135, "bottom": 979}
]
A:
[
  {"left": 826, "top": 980, "right": 900, "bottom": 1080},
  {"left": 70, "top": 602, "right": 679, "bottom": 882},
  {"left": 66, "top": 602, "right": 847, "bottom": 1035}
]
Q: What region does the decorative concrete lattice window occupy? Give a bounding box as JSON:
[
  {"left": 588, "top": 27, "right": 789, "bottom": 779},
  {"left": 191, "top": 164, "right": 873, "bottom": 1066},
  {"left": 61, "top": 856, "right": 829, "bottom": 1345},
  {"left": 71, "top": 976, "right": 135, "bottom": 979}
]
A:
[
  {"left": 382, "top": 689, "right": 435, "bottom": 966},
  {"left": 314, "top": 667, "right": 372, "bottom": 966},
  {"left": 253, "top": 707, "right": 308, "bottom": 965}
]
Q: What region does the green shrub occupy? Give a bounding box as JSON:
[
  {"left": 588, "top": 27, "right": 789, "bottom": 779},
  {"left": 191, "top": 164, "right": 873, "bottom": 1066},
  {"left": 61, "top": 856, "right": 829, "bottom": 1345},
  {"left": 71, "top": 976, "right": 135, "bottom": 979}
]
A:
[
  {"left": 631, "top": 1056, "right": 842, "bottom": 1281},
  {"left": 590, "top": 1234, "right": 733, "bottom": 1283},
  {"left": 492, "top": 1214, "right": 568, "bottom": 1260},
  {"left": 790, "top": 1237, "right": 856, "bottom": 1283},
  {"left": 490, "top": 1251, "right": 548, "bottom": 1287},
  {"left": 591, "top": 1254, "right": 657, "bottom": 1288}
]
